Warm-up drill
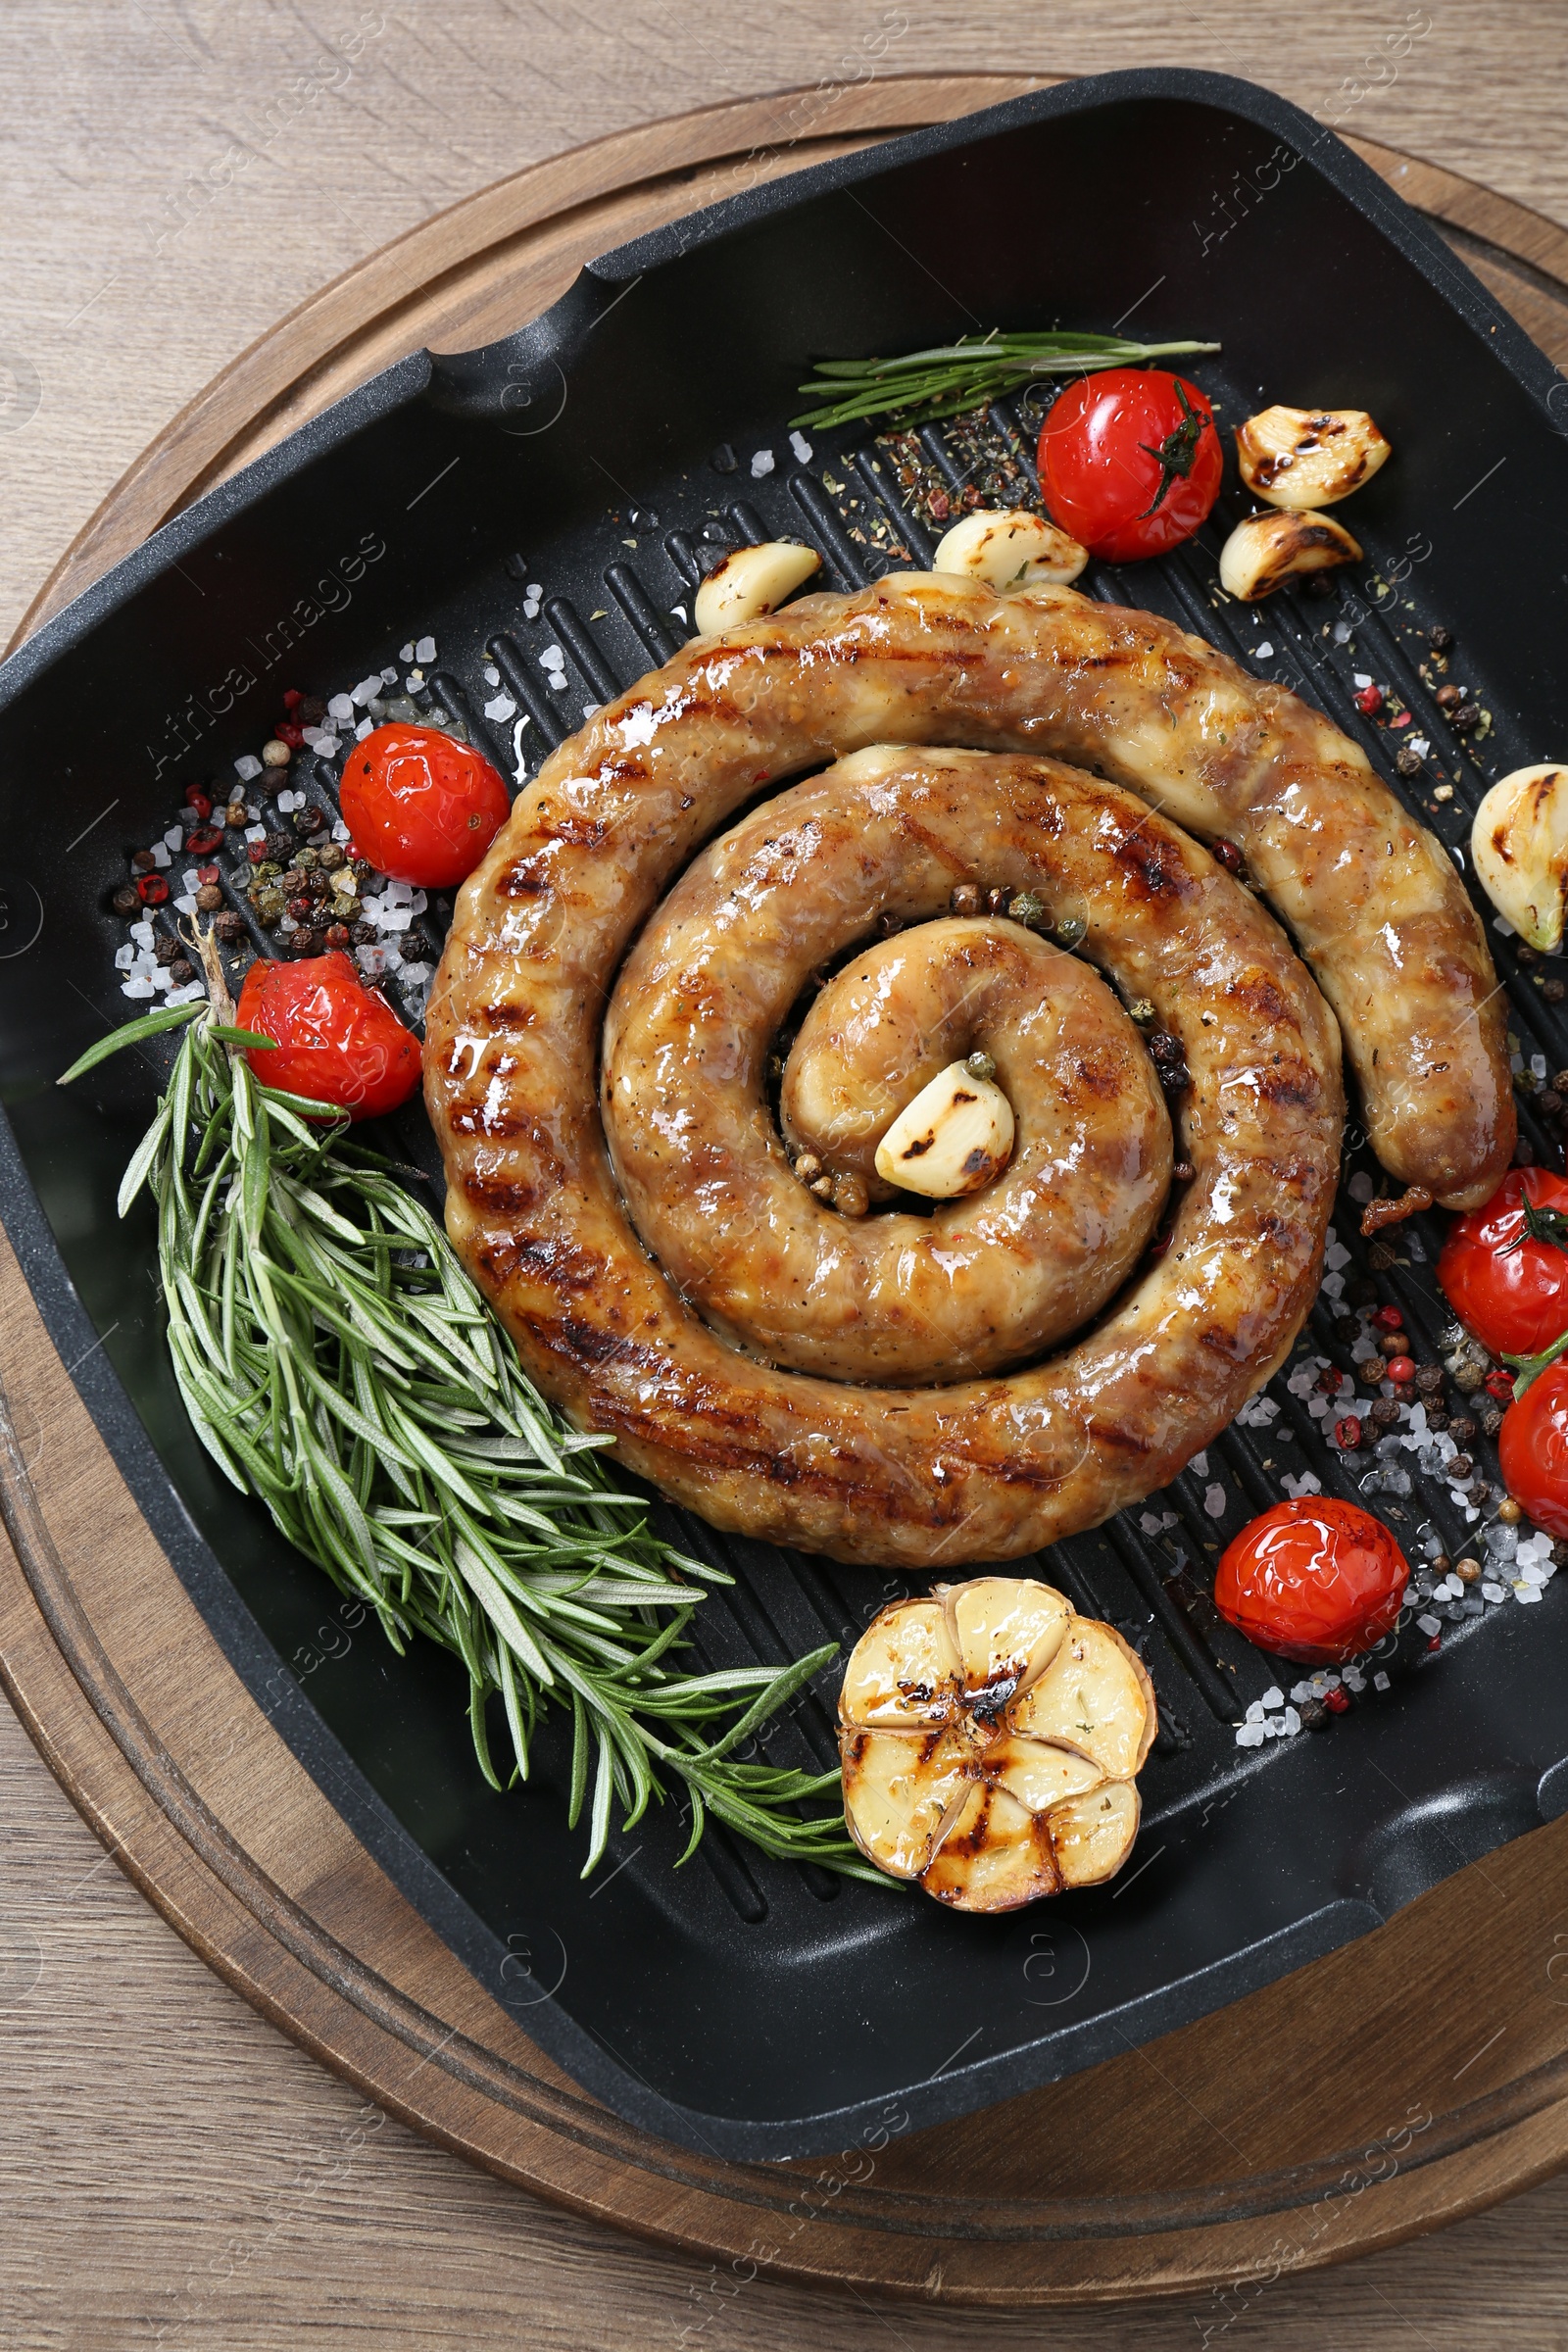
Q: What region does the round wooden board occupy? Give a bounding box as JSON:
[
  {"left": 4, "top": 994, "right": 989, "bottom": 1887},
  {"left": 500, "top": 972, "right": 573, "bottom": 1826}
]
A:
[{"left": 6, "top": 73, "right": 1568, "bottom": 2310}]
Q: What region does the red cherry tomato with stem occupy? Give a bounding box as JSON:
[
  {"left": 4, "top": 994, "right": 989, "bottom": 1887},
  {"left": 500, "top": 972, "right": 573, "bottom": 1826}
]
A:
[
  {"left": 235, "top": 953, "right": 421, "bottom": 1121},
  {"left": 1037, "top": 369, "right": 1223, "bottom": 563},
  {"left": 1438, "top": 1167, "right": 1568, "bottom": 1359},
  {"left": 339, "top": 723, "right": 511, "bottom": 888},
  {"left": 1213, "top": 1496, "right": 1409, "bottom": 1665},
  {"left": 1499, "top": 1361, "right": 1568, "bottom": 1540}
]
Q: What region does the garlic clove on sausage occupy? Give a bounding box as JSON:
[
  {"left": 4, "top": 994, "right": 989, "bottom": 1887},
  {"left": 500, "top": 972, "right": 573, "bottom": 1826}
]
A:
[
  {"left": 1471, "top": 762, "right": 1568, "bottom": 951},
  {"left": 837, "top": 1577, "right": 1155, "bottom": 1912},
  {"left": 1234, "top": 405, "right": 1392, "bottom": 509},
  {"left": 931, "top": 508, "right": 1089, "bottom": 588},
  {"left": 692, "top": 541, "right": 822, "bottom": 634},
  {"left": 872, "top": 1060, "right": 1014, "bottom": 1198},
  {"left": 1218, "top": 508, "right": 1362, "bottom": 602}
]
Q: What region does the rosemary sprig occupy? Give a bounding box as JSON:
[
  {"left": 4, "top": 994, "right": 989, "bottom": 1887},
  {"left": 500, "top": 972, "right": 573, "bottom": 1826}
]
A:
[
  {"left": 792, "top": 330, "right": 1221, "bottom": 431},
  {"left": 61, "top": 990, "right": 872, "bottom": 1883}
]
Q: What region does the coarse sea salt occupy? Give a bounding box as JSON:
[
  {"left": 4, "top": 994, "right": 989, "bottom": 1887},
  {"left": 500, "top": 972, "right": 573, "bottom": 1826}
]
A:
[
  {"left": 484, "top": 694, "right": 516, "bottom": 722},
  {"left": 415, "top": 636, "right": 437, "bottom": 664},
  {"left": 751, "top": 449, "right": 775, "bottom": 478}
]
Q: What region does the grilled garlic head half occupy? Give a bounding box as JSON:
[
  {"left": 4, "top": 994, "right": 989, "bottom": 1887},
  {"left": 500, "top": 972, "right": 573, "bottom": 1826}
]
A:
[
  {"left": 1234, "top": 405, "right": 1392, "bottom": 510},
  {"left": 1471, "top": 763, "right": 1568, "bottom": 951},
  {"left": 693, "top": 541, "right": 822, "bottom": 634},
  {"left": 1218, "top": 509, "right": 1362, "bottom": 602},
  {"left": 839, "top": 1577, "right": 1155, "bottom": 1911},
  {"left": 932, "top": 508, "right": 1088, "bottom": 588}
]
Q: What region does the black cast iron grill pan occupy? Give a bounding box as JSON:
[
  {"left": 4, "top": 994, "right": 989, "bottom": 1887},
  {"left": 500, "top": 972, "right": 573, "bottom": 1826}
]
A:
[{"left": 0, "top": 70, "right": 1565, "bottom": 2160}]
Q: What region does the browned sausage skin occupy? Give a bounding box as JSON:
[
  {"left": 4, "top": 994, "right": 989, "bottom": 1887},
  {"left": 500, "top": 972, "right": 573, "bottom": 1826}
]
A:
[{"left": 428, "top": 740, "right": 1343, "bottom": 1567}]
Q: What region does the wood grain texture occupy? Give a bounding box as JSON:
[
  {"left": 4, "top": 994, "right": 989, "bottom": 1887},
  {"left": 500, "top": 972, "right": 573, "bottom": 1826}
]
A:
[{"left": 5, "top": 6, "right": 1568, "bottom": 2342}]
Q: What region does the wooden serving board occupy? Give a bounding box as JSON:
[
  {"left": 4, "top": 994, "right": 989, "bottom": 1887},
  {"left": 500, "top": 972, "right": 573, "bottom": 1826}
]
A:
[{"left": 6, "top": 74, "right": 1568, "bottom": 2309}]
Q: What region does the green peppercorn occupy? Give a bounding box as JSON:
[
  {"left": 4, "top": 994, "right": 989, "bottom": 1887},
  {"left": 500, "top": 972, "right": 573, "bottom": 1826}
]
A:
[
  {"left": 1054, "top": 915, "right": 1088, "bottom": 950},
  {"left": 1006, "top": 892, "right": 1049, "bottom": 929},
  {"left": 965, "top": 1052, "right": 997, "bottom": 1081},
  {"left": 252, "top": 887, "right": 285, "bottom": 927}
]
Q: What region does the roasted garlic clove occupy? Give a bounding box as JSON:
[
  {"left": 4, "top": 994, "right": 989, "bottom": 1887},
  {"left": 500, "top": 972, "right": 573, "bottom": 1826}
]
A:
[
  {"left": 1234, "top": 405, "right": 1391, "bottom": 510},
  {"left": 837, "top": 1576, "right": 1155, "bottom": 1912},
  {"left": 873, "top": 1060, "right": 1014, "bottom": 1198},
  {"left": 839, "top": 1594, "right": 960, "bottom": 1728},
  {"left": 988, "top": 1735, "right": 1104, "bottom": 1812},
  {"left": 839, "top": 1725, "right": 974, "bottom": 1880},
  {"left": 920, "top": 1783, "right": 1061, "bottom": 1911},
  {"left": 1218, "top": 509, "right": 1361, "bottom": 602},
  {"left": 945, "top": 1576, "right": 1071, "bottom": 1701},
  {"left": 692, "top": 541, "right": 822, "bottom": 634},
  {"left": 1471, "top": 762, "right": 1568, "bottom": 951},
  {"left": 1048, "top": 1779, "right": 1141, "bottom": 1888},
  {"left": 1010, "top": 1619, "right": 1157, "bottom": 1778},
  {"left": 932, "top": 508, "right": 1088, "bottom": 588}
]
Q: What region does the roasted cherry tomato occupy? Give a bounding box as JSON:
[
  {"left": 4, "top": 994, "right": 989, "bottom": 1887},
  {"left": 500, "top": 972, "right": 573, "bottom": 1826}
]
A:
[
  {"left": 339, "top": 723, "right": 510, "bottom": 888},
  {"left": 1213, "top": 1496, "right": 1409, "bottom": 1665},
  {"left": 1499, "top": 1361, "right": 1568, "bottom": 1539},
  {"left": 235, "top": 953, "right": 420, "bottom": 1121},
  {"left": 1438, "top": 1167, "right": 1568, "bottom": 1359},
  {"left": 1037, "top": 369, "right": 1223, "bottom": 563}
]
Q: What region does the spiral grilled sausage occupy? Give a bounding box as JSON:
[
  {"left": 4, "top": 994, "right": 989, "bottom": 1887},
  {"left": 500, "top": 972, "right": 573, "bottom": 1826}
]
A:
[{"left": 428, "top": 727, "right": 1344, "bottom": 1566}]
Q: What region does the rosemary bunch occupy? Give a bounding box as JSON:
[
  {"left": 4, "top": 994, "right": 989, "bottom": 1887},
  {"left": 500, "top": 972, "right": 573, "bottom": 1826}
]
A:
[
  {"left": 792, "top": 330, "right": 1220, "bottom": 430},
  {"left": 62, "top": 991, "right": 870, "bottom": 1881}
]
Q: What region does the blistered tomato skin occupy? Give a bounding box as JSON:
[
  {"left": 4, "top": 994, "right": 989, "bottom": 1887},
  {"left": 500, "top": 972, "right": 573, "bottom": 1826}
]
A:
[
  {"left": 1037, "top": 370, "right": 1223, "bottom": 563},
  {"left": 1438, "top": 1168, "right": 1568, "bottom": 1358},
  {"left": 339, "top": 722, "right": 511, "bottom": 888},
  {"left": 1499, "top": 1363, "right": 1568, "bottom": 1539},
  {"left": 235, "top": 953, "right": 421, "bottom": 1121},
  {"left": 1213, "top": 1497, "right": 1409, "bottom": 1665}
]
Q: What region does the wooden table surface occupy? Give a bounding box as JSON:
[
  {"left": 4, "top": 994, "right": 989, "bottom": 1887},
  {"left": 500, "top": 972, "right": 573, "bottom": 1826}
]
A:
[{"left": 5, "top": 5, "right": 1568, "bottom": 2343}]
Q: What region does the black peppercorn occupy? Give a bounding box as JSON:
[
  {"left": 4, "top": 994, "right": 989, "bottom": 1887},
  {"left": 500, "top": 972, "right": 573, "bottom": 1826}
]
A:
[
  {"left": 214, "top": 911, "right": 246, "bottom": 945},
  {"left": 1448, "top": 701, "right": 1480, "bottom": 735},
  {"left": 1544, "top": 980, "right": 1567, "bottom": 1006},
  {"left": 1429, "top": 624, "right": 1454, "bottom": 652},
  {"left": 153, "top": 937, "right": 180, "bottom": 966},
  {"left": 1478, "top": 1401, "right": 1504, "bottom": 1438},
  {"left": 1395, "top": 745, "right": 1422, "bottom": 778},
  {"left": 299, "top": 695, "right": 327, "bottom": 724},
  {"left": 1447, "top": 1413, "right": 1477, "bottom": 1446},
  {"left": 167, "top": 957, "right": 194, "bottom": 986},
  {"left": 289, "top": 927, "right": 321, "bottom": 957},
  {"left": 351, "top": 920, "right": 377, "bottom": 946},
  {"left": 951, "top": 882, "right": 981, "bottom": 917},
  {"left": 293, "top": 804, "right": 326, "bottom": 835},
  {"left": 111, "top": 884, "right": 140, "bottom": 916},
  {"left": 265, "top": 830, "right": 294, "bottom": 861}
]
